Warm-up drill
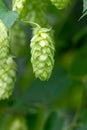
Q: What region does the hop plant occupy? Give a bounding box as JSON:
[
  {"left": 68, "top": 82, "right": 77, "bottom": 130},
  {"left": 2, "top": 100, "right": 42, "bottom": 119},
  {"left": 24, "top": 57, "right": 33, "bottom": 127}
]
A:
[
  {"left": 30, "top": 25, "right": 55, "bottom": 81},
  {"left": 0, "top": 20, "right": 16, "bottom": 100},
  {"left": 10, "top": 22, "right": 26, "bottom": 58},
  {"left": 50, "top": 0, "right": 71, "bottom": 9},
  {"left": 13, "top": 0, "right": 48, "bottom": 26}
]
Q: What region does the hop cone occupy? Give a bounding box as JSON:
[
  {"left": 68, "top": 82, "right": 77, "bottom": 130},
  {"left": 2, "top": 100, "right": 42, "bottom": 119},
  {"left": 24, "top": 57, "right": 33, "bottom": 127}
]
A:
[
  {"left": 13, "top": 0, "right": 48, "bottom": 26},
  {"left": 50, "top": 0, "right": 71, "bottom": 9},
  {"left": 13, "top": 0, "right": 25, "bottom": 14},
  {"left": 30, "top": 26, "right": 55, "bottom": 81},
  {"left": 10, "top": 23, "right": 26, "bottom": 58},
  {"left": 0, "top": 20, "right": 16, "bottom": 100}
]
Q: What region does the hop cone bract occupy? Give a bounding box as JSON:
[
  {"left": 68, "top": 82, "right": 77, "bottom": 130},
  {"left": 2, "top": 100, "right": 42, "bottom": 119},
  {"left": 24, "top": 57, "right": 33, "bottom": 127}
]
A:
[
  {"left": 50, "top": 0, "right": 71, "bottom": 9},
  {"left": 0, "top": 20, "right": 16, "bottom": 99},
  {"left": 30, "top": 26, "right": 55, "bottom": 81}
]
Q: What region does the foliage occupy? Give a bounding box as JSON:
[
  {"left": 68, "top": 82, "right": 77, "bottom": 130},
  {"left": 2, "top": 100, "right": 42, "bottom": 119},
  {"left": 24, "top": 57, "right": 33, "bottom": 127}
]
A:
[{"left": 0, "top": 0, "right": 87, "bottom": 130}]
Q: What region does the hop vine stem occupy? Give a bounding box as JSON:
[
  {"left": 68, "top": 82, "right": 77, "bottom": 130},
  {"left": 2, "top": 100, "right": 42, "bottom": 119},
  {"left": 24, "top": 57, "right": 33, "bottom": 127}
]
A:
[
  {"left": 21, "top": 20, "right": 52, "bottom": 31},
  {"left": 21, "top": 20, "right": 41, "bottom": 28}
]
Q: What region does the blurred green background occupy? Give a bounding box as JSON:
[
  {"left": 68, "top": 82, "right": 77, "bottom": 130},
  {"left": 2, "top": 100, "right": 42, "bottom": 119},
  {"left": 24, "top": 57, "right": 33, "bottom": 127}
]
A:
[{"left": 1, "top": 0, "right": 87, "bottom": 130}]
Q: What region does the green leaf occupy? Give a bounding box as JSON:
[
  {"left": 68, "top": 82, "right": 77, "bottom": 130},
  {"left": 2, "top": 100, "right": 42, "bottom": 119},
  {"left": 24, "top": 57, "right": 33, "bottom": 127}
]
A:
[
  {"left": 0, "top": 0, "right": 18, "bottom": 29},
  {"left": 80, "top": 0, "right": 87, "bottom": 19},
  {"left": 83, "top": 0, "right": 87, "bottom": 12}
]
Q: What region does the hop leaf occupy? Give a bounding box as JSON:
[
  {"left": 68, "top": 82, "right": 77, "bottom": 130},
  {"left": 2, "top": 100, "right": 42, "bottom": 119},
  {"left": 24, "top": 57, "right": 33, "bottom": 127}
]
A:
[
  {"left": 0, "top": 20, "right": 16, "bottom": 100},
  {"left": 50, "top": 0, "right": 71, "bottom": 9},
  {"left": 13, "top": 0, "right": 48, "bottom": 26},
  {"left": 30, "top": 25, "right": 55, "bottom": 81}
]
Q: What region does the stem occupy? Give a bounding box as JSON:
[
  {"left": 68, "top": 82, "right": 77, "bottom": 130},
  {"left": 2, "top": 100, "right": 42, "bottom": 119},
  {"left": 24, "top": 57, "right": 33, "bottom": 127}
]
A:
[{"left": 21, "top": 20, "right": 41, "bottom": 28}]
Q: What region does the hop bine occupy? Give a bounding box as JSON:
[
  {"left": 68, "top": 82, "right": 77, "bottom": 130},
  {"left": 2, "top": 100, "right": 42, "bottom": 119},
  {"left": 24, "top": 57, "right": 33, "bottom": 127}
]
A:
[{"left": 30, "top": 25, "right": 55, "bottom": 81}]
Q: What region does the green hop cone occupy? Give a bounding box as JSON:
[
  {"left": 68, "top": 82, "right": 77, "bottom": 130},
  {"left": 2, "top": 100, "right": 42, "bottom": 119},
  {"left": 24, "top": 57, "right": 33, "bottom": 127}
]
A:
[
  {"left": 0, "top": 20, "right": 16, "bottom": 100},
  {"left": 30, "top": 25, "right": 55, "bottom": 81},
  {"left": 13, "top": 0, "right": 48, "bottom": 26},
  {"left": 50, "top": 0, "right": 71, "bottom": 9},
  {"left": 13, "top": 0, "right": 25, "bottom": 14},
  {"left": 0, "top": 57, "right": 16, "bottom": 99}
]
